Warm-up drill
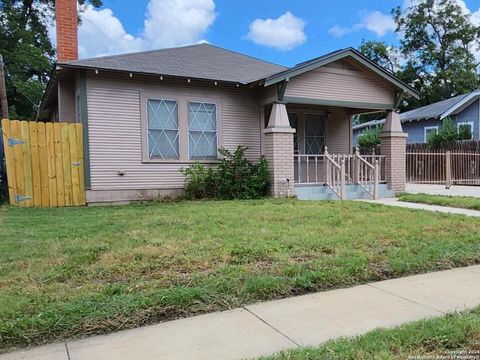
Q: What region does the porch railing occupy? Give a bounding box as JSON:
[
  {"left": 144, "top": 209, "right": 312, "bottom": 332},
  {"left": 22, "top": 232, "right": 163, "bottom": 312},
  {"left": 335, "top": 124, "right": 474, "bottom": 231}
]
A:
[
  {"left": 354, "top": 148, "right": 379, "bottom": 199},
  {"left": 324, "top": 148, "right": 346, "bottom": 200},
  {"left": 293, "top": 148, "right": 385, "bottom": 200}
]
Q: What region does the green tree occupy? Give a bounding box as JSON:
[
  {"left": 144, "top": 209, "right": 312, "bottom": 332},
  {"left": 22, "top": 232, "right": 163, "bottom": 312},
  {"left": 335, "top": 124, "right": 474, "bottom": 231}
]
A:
[
  {"left": 0, "top": 0, "right": 102, "bottom": 119},
  {"left": 359, "top": 0, "right": 480, "bottom": 112},
  {"left": 357, "top": 126, "right": 382, "bottom": 153},
  {"left": 393, "top": 0, "right": 480, "bottom": 108},
  {"left": 427, "top": 117, "right": 470, "bottom": 148},
  {"left": 358, "top": 40, "right": 399, "bottom": 74}
]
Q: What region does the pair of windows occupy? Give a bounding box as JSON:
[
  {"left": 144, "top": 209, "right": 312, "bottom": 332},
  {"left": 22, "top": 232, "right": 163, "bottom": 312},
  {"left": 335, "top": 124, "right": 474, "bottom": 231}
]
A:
[{"left": 147, "top": 99, "right": 217, "bottom": 160}]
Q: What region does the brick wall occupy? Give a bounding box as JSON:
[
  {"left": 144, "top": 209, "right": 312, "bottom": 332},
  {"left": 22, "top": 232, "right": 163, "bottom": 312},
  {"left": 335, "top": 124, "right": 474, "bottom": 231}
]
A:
[
  {"left": 56, "top": 0, "right": 78, "bottom": 62},
  {"left": 380, "top": 134, "right": 407, "bottom": 193},
  {"left": 264, "top": 131, "right": 295, "bottom": 197}
]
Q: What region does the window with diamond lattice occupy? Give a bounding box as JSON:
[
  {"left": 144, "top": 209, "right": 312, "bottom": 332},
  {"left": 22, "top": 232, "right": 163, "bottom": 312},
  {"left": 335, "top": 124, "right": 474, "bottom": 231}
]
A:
[
  {"left": 304, "top": 114, "right": 325, "bottom": 154},
  {"left": 188, "top": 102, "right": 218, "bottom": 160},
  {"left": 147, "top": 99, "right": 179, "bottom": 159}
]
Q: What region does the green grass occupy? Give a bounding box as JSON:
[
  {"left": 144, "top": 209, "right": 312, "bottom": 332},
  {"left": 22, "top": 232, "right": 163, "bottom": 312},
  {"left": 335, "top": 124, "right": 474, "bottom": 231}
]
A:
[
  {"left": 262, "top": 306, "right": 480, "bottom": 360},
  {"left": 1, "top": 199, "right": 480, "bottom": 350},
  {"left": 399, "top": 193, "right": 480, "bottom": 211}
]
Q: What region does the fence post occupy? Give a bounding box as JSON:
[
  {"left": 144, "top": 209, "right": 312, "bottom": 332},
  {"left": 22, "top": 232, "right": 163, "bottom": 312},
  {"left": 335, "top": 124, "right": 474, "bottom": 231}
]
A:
[
  {"left": 340, "top": 158, "right": 346, "bottom": 200},
  {"left": 445, "top": 151, "right": 451, "bottom": 189},
  {"left": 374, "top": 160, "right": 379, "bottom": 200}
]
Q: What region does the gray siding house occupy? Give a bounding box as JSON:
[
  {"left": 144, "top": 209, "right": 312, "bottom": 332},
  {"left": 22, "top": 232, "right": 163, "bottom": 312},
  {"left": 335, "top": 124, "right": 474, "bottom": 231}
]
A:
[{"left": 353, "top": 91, "right": 480, "bottom": 146}]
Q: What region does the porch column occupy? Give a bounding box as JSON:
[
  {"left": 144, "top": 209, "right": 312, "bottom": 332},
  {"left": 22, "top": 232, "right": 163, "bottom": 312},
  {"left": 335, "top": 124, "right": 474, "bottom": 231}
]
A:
[
  {"left": 263, "top": 102, "right": 295, "bottom": 197},
  {"left": 380, "top": 110, "right": 407, "bottom": 193}
]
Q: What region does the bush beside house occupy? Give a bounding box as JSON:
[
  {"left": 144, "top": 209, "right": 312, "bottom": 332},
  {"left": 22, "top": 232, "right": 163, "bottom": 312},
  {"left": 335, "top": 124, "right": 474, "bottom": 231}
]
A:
[{"left": 181, "top": 146, "right": 269, "bottom": 200}]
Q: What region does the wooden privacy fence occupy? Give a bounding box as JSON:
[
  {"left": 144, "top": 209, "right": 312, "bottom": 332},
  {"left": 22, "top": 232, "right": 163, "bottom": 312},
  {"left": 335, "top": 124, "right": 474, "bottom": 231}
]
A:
[
  {"left": 407, "top": 151, "right": 480, "bottom": 187},
  {"left": 1, "top": 119, "right": 85, "bottom": 207}
]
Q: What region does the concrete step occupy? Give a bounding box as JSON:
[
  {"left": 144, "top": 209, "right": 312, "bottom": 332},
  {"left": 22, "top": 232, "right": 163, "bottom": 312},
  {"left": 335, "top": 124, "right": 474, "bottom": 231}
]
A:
[{"left": 295, "top": 184, "right": 395, "bottom": 201}]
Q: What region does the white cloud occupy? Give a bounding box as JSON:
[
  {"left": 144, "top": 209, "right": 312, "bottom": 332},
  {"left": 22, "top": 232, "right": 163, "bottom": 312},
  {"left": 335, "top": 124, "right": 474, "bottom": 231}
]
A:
[
  {"left": 78, "top": 7, "right": 144, "bottom": 58},
  {"left": 329, "top": 10, "right": 395, "bottom": 38},
  {"left": 361, "top": 11, "right": 396, "bottom": 36},
  {"left": 246, "top": 12, "right": 306, "bottom": 51},
  {"left": 143, "top": 0, "right": 216, "bottom": 49},
  {"left": 51, "top": 0, "right": 216, "bottom": 59}
]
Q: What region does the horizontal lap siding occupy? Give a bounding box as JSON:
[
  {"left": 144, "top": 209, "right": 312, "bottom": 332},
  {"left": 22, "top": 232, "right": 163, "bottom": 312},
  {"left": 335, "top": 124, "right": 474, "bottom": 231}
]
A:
[
  {"left": 285, "top": 63, "right": 395, "bottom": 105},
  {"left": 326, "top": 107, "right": 351, "bottom": 154},
  {"left": 86, "top": 75, "right": 260, "bottom": 191}
]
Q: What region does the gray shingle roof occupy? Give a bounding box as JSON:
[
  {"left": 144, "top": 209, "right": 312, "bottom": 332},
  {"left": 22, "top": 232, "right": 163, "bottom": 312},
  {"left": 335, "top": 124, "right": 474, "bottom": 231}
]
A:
[
  {"left": 60, "top": 43, "right": 287, "bottom": 84},
  {"left": 353, "top": 92, "right": 474, "bottom": 131},
  {"left": 400, "top": 93, "right": 469, "bottom": 122}
]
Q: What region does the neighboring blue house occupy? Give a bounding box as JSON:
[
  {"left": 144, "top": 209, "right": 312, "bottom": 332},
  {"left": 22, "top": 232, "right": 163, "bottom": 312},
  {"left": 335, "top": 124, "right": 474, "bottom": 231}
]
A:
[{"left": 353, "top": 90, "right": 480, "bottom": 146}]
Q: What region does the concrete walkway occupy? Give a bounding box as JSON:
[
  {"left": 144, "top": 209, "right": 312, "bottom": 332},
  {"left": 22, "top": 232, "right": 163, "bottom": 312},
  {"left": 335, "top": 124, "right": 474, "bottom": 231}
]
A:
[
  {"left": 2, "top": 266, "right": 480, "bottom": 360},
  {"left": 406, "top": 184, "right": 480, "bottom": 198},
  {"left": 363, "top": 197, "right": 480, "bottom": 217}
]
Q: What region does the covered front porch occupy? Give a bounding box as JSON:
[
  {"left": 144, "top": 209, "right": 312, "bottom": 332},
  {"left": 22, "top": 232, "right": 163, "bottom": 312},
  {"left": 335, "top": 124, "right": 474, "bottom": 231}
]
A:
[
  {"left": 261, "top": 102, "right": 394, "bottom": 200},
  {"left": 257, "top": 48, "right": 418, "bottom": 199}
]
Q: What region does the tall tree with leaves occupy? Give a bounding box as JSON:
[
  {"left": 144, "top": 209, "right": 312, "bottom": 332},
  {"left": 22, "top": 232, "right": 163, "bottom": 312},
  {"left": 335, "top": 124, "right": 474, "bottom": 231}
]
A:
[
  {"left": 0, "top": 0, "right": 102, "bottom": 119},
  {"left": 359, "top": 0, "right": 480, "bottom": 112},
  {"left": 393, "top": 0, "right": 480, "bottom": 108},
  {"left": 358, "top": 40, "right": 400, "bottom": 74}
]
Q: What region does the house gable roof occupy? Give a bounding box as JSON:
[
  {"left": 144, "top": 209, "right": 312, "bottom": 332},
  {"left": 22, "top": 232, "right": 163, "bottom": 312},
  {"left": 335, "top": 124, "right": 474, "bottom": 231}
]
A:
[
  {"left": 353, "top": 90, "right": 478, "bottom": 132},
  {"left": 58, "top": 43, "right": 288, "bottom": 85},
  {"left": 264, "top": 48, "right": 419, "bottom": 99}
]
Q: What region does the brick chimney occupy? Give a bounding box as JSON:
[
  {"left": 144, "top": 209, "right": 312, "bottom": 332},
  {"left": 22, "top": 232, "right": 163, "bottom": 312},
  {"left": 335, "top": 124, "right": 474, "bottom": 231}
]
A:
[{"left": 55, "top": 0, "right": 78, "bottom": 62}]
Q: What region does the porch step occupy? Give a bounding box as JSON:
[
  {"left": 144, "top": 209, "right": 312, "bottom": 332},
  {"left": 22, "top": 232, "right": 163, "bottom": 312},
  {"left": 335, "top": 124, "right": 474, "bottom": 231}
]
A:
[{"left": 295, "top": 184, "right": 395, "bottom": 201}]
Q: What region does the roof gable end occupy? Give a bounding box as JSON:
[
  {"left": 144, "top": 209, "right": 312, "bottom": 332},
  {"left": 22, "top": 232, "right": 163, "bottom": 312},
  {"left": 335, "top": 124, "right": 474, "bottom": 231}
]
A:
[{"left": 264, "top": 48, "right": 419, "bottom": 99}]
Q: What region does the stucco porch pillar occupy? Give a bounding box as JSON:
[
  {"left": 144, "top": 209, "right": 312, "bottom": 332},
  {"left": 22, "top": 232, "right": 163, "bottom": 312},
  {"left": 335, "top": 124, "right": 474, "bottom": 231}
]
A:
[
  {"left": 380, "top": 110, "right": 407, "bottom": 193},
  {"left": 263, "top": 102, "right": 296, "bottom": 197}
]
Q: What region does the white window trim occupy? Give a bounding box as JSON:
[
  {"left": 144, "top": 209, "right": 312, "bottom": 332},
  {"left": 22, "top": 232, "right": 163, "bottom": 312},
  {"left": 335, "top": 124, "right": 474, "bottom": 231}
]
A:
[
  {"left": 187, "top": 100, "right": 219, "bottom": 160},
  {"left": 424, "top": 126, "right": 438, "bottom": 142},
  {"left": 456, "top": 121, "right": 474, "bottom": 139}
]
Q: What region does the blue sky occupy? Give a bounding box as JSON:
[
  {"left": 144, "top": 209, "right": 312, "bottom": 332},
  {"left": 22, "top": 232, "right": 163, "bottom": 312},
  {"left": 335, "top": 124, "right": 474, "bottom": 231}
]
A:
[{"left": 76, "top": 0, "right": 480, "bottom": 66}]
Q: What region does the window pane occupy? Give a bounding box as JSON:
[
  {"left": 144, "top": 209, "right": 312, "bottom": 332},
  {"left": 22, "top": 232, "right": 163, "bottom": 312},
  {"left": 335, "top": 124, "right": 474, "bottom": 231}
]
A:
[
  {"left": 188, "top": 102, "right": 217, "bottom": 159},
  {"left": 147, "top": 99, "right": 179, "bottom": 159},
  {"left": 188, "top": 102, "right": 216, "bottom": 131},
  {"left": 189, "top": 131, "right": 217, "bottom": 159},
  {"left": 304, "top": 114, "right": 325, "bottom": 154}
]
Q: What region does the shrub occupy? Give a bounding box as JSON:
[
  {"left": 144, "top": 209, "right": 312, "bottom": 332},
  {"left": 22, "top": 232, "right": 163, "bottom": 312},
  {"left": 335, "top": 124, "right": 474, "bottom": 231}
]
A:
[
  {"left": 358, "top": 126, "right": 382, "bottom": 153},
  {"left": 181, "top": 146, "right": 269, "bottom": 200},
  {"left": 427, "top": 117, "right": 470, "bottom": 149}
]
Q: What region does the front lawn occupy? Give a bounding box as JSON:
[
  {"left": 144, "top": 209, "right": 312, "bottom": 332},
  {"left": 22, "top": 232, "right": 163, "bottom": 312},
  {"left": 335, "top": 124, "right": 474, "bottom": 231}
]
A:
[
  {"left": 1, "top": 199, "right": 479, "bottom": 350},
  {"left": 263, "top": 306, "right": 480, "bottom": 360},
  {"left": 399, "top": 193, "right": 480, "bottom": 211}
]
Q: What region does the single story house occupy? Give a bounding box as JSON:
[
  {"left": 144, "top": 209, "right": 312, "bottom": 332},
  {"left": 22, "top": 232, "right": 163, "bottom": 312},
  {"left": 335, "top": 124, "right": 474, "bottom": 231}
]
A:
[
  {"left": 353, "top": 91, "right": 480, "bottom": 146},
  {"left": 38, "top": 0, "right": 418, "bottom": 204}
]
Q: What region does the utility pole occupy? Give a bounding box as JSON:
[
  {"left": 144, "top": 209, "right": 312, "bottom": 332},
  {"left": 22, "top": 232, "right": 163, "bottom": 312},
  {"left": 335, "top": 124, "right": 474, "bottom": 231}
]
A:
[{"left": 0, "top": 54, "right": 9, "bottom": 120}]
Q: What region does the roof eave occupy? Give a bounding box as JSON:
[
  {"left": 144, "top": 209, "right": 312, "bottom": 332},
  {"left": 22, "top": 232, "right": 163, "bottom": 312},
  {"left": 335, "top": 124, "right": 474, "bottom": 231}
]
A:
[
  {"left": 440, "top": 90, "right": 480, "bottom": 119},
  {"left": 263, "top": 48, "right": 420, "bottom": 100},
  {"left": 57, "top": 63, "right": 251, "bottom": 86},
  {"left": 37, "top": 65, "right": 58, "bottom": 120}
]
